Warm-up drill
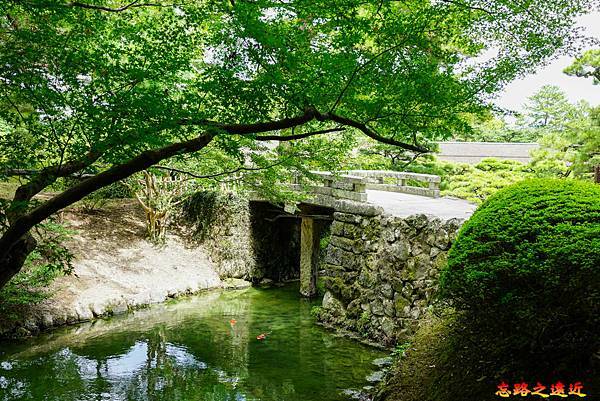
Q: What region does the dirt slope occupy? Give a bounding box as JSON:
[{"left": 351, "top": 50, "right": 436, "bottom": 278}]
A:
[{"left": 6, "top": 201, "right": 230, "bottom": 336}]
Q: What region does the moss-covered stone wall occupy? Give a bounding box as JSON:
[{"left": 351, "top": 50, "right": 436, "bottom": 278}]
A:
[
  {"left": 181, "top": 191, "right": 256, "bottom": 279},
  {"left": 180, "top": 192, "right": 303, "bottom": 283},
  {"left": 317, "top": 212, "right": 463, "bottom": 346}
]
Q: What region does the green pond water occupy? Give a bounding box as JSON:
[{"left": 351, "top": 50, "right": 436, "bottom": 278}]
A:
[{"left": 0, "top": 285, "right": 386, "bottom": 401}]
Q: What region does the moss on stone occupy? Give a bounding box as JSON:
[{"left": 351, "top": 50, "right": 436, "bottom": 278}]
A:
[
  {"left": 394, "top": 296, "right": 411, "bottom": 314},
  {"left": 323, "top": 276, "right": 356, "bottom": 302}
]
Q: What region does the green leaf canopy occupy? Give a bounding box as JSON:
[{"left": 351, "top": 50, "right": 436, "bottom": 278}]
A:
[{"left": 0, "top": 0, "right": 591, "bottom": 171}]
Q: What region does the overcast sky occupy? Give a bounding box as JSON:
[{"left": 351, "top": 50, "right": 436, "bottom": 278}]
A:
[{"left": 493, "top": 11, "right": 600, "bottom": 112}]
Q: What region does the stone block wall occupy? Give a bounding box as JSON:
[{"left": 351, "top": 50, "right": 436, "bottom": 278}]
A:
[
  {"left": 318, "top": 212, "right": 464, "bottom": 346},
  {"left": 181, "top": 192, "right": 303, "bottom": 283}
]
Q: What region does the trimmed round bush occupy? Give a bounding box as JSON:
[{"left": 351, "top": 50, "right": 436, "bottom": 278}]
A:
[{"left": 440, "top": 178, "right": 600, "bottom": 359}]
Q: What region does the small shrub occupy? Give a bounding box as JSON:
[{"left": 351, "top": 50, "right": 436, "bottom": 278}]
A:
[
  {"left": 319, "top": 233, "right": 330, "bottom": 251},
  {"left": 357, "top": 310, "right": 371, "bottom": 336},
  {"left": 75, "top": 181, "right": 134, "bottom": 212},
  {"left": 391, "top": 341, "right": 411, "bottom": 358},
  {"left": 79, "top": 192, "right": 110, "bottom": 213},
  {"left": 442, "top": 158, "right": 534, "bottom": 203},
  {"left": 315, "top": 277, "right": 326, "bottom": 297},
  {"left": 440, "top": 178, "right": 600, "bottom": 367},
  {"left": 310, "top": 306, "right": 323, "bottom": 319}
]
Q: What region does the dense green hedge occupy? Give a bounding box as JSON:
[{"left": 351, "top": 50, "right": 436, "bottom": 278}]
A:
[{"left": 440, "top": 178, "right": 600, "bottom": 362}]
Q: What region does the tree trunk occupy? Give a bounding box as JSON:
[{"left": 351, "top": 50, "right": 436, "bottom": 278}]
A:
[
  {"left": 0, "top": 234, "right": 37, "bottom": 290},
  {"left": 595, "top": 165, "right": 600, "bottom": 184}
]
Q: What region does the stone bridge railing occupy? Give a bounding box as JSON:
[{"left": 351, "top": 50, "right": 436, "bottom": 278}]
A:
[
  {"left": 346, "top": 170, "right": 441, "bottom": 198},
  {"left": 307, "top": 172, "right": 368, "bottom": 202},
  {"left": 299, "top": 170, "right": 441, "bottom": 202}
]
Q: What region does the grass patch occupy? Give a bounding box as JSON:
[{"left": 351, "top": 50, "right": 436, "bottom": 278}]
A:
[{"left": 379, "top": 314, "right": 599, "bottom": 401}]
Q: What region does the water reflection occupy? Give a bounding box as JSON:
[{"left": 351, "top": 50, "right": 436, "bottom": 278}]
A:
[{"left": 0, "top": 285, "right": 384, "bottom": 401}]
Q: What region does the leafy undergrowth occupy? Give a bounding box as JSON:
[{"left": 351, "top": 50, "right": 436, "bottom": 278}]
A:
[
  {"left": 0, "top": 222, "right": 74, "bottom": 329},
  {"left": 378, "top": 314, "right": 599, "bottom": 401},
  {"left": 0, "top": 263, "right": 63, "bottom": 326}
]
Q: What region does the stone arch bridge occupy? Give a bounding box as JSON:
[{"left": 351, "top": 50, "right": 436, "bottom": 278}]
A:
[
  {"left": 252, "top": 169, "right": 477, "bottom": 344},
  {"left": 254, "top": 170, "right": 475, "bottom": 301}
]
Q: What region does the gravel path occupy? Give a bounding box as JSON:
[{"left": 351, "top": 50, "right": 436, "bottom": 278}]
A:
[{"left": 366, "top": 190, "right": 477, "bottom": 219}]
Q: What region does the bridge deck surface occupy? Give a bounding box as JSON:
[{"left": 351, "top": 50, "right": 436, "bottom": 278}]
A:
[{"left": 366, "top": 190, "right": 477, "bottom": 220}]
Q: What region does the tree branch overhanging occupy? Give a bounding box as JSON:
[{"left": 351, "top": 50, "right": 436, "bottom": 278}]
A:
[
  {"left": 0, "top": 133, "right": 214, "bottom": 267},
  {"left": 254, "top": 127, "right": 346, "bottom": 141},
  {"left": 7, "top": 149, "right": 103, "bottom": 223},
  {"left": 67, "top": 1, "right": 169, "bottom": 12},
  {"left": 323, "top": 112, "right": 429, "bottom": 153},
  {"left": 0, "top": 106, "right": 430, "bottom": 288},
  {"left": 178, "top": 106, "right": 320, "bottom": 134},
  {"left": 152, "top": 158, "right": 288, "bottom": 180},
  {"left": 181, "top": 107, "right": 429, "bottom": 153}
]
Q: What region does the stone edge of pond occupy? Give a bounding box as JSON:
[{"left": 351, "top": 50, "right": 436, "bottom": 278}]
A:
[
  {"left": 0, "top": 278, "right": 253, "bottom": 341},
  {"left": 315, "top": 320, "right": 391, "bottom": 351}
]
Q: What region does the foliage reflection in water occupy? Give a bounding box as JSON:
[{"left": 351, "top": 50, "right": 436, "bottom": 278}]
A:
[{"left": 0, "top": 284, "right": 385, "bottom": 401}]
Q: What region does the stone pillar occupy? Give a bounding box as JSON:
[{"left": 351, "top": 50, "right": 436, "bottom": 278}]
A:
[{"left": 300, "top": 217, "right": 320, "bottom": 297}]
